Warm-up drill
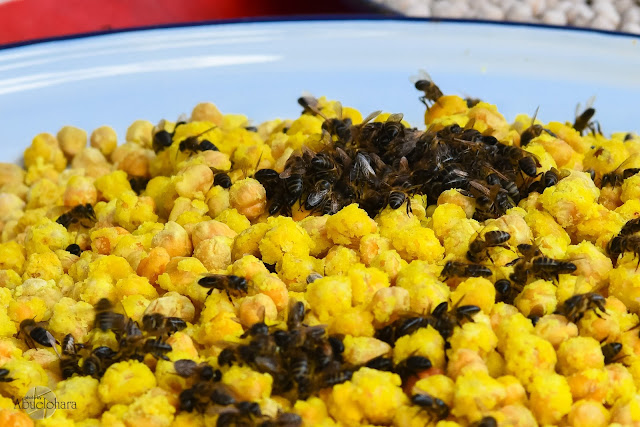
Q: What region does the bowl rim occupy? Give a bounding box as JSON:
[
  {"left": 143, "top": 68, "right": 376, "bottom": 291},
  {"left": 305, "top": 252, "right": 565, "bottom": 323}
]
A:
[{"left": 1, "top": 14, "right": 638, "bottom": 51}]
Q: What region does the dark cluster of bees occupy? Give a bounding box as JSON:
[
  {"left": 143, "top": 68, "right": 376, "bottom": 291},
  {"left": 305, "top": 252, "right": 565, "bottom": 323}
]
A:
[{"left": 253, "top": 76, "right": 559, "bottom": 219}]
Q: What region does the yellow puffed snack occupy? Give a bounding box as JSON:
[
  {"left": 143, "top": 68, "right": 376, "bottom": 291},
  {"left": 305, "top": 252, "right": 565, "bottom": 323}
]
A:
[{"left": 4, "top": 88, "right": 640, "bottom": 426}]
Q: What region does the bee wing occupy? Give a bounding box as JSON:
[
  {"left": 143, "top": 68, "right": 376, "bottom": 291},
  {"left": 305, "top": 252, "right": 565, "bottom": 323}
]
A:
[
  {"left": 409, "top": 69, "right": 432, "bottom": 84},
  {"left": 398, "top": 156, "right": 410, "bottom": 173},
  {"left": 352, "top": 152, "right": 376, "bottom": 181},
  {"left": 361, "top": 110, "right": 382, "bottom": 126},
  {"left": 387, "top": 113, "right": 404, "bottom": 123},
  {"left": 333, "top": 101, "right": 343, "bottom": 120},
  {"left": 469, "top": 180, "right": 491, "bottom": 197},
  {"left": 613, "top": 153, "right": 640, "bottom": 173},
  {"left": 174, "top": 359, "right": 198, "bottom": 376},
  {"left": 306, "top": 188, "right": 330, "bottom": 207},
  {"left": 176, "top": 113, "right": 189, "bottom": 123},
  {"left": 530, "top": 106, "right": 540, "bottom": 125},
  {"left": 42, "top": 330, "right": 61, "bottom": 358},
  {"left": 585, "top": 95, "right": 596, "bottom": 111}
]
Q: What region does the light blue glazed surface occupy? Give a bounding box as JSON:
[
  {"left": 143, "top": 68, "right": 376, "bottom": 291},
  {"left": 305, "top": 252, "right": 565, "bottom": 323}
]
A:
[{"left": 0, "top": 20, "right": 638, "bottom": 162}]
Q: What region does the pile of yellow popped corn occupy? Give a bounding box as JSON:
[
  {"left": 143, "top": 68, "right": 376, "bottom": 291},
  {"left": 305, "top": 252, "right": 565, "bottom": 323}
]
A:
[{"left": 0, "top": 90, "right": 639, "bottom": 427}]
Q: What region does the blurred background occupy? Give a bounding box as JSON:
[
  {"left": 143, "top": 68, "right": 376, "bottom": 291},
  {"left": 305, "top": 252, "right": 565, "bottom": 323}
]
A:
[{"left": 0, "top": 0, "right": 638, "bottom": 45}]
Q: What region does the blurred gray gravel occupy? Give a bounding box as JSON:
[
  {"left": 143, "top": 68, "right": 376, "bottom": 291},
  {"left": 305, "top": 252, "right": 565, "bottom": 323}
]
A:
[{"left": 371, "top": 0, "right": 640, "bottom": 33}]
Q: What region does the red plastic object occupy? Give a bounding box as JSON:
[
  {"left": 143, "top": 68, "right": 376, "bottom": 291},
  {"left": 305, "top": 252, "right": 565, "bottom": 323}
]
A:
[{"left": 0, "top": 0, "right": 373, "bottom": 46}]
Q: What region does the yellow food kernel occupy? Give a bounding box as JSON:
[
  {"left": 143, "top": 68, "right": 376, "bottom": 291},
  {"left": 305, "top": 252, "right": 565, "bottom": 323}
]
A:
[
  {"left": 57, "top": 125, "right": 87, "bottom": 159},
  {"left": 151, "top": 221, "right": 192, "bottom": 258},
  {"left": 606, "top": 363, "right": 637, "bottom": 406},
  {"left": 259, "top": 217, "right": 313, "bottom": 265},
  {"left": 191, "top": 102, "right": 223, "bottom": 125},
  {"left": 452, "top": 370, "right": 506, "bottom": 421},
  {"left": 0, "top": 359, "right": 48, "bottom": 398},
  {"left": 450, "top": 277, "right": 495, "bottom": 314},
  {"left": 125, "top": 120, "right": 154, "bottom": 148},
  {"left": 221, "top": 365, "right": 272, "bottom": 401},
  {"left": 325, "top": 204, "right": 377, "bottom": 247},
  {"left": 94, "top": 170, "right": 134, "bottom": 202},
  {"left": 449, "top": 321, "right": 498, "bottom": 357},
  {"left": 503, "top": 333, "right": 556, "bottom": 386},
  {"left": 215, "top": 208, "right": 251, "bottom": 234},
  {"left": 396, "top": 261, "right": 448, "bottom": 314},
  {"left": 328, "top": 307, "right": 375, "bottom": 337},
  {"left": 228, "top": 178, "right": 267, "bottom": 221},
  {"left": 24, "top": 132, "right": 67, "bottom": 171},
  {"left": 528, "top": 373, "right": 573, "bottom": 424},
  {"left": 348, "top": 264, "right": 389, "bottom": 307},
  {"left": 568, "top": 400, "right": 610, "bottom": 427},
  {"left": 394, "top": 326, "right": 445, "bottom": 369},
  {"left": 557, "top": 336, "right": 605, "bottom": 376},
  {"left": 306, "top": 276, "right": 352, "bottom": 322},
  {"left": 514, "top": 279, "right": 557, "bottom": 317},
  {"left": 55, "top": 376, "right": 104, "bottom": 420},
  {"left": 424, "top": 95, "right": 468, "bottom": 123},
  {"left": 539, "top": 170, "right": 600, "bottom": 228},
  {"left": 342, "top": 336, "right": 391, "bottom": 365},
  {"left": 0, "top": 408, "right": 34, "bottom": 427},
  {"left": 90, "top": 125, "right": 117, "bottom": 157},
  {"left": 413, "top": 374, "right": 455, "bottom": 406},
  {"left": 238, "top": 294, "right": 277, "bottom": 327},
  {"left": 369, "top": 286, "right": 410, "bottom": 325},
  {"left": 98, "top": 360, "right": 157, "bottom": 405},
  {"left": 534, "top": 314, "right": 578, "bottom": 349},
  {"left": 293, "top": 397, "right": 334, "bottom": 427}
]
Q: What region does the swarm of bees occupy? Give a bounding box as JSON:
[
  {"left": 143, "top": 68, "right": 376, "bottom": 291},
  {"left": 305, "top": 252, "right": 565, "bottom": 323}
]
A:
[
  {"left": 213, "top": 300, "right": 352, "bottom": 403},
  {"left": 254, "top": 77, "right": 557, "bottom": 221},
  {"left": 54, "top": 299, "right": 184, "bottom": 380}
]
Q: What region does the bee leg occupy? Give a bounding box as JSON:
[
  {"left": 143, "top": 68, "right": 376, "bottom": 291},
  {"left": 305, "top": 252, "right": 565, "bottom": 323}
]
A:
[
  {"left": 225, "top": 290, "right": 232, "bottom": 303},
  {"left": 206, "top": 289, "right": 213, "bottom": 297}
]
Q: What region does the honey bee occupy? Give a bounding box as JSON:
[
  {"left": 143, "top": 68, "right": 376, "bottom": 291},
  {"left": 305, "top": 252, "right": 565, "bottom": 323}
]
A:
[
  {"left": 466, "top": 229, "right": 511, "bottom": 263},
  {"left": 142, "top": 338, "right": 172, "bottom": 360},
  {"left": 519, "top": 107, "right": 556, "bottom": 147},
  {"left": 429, "top": 300, "right": 481, "bottom": 340},
  {"left": 141, "top": 313, "right": 187, "bottom": 337},
  {"left": 298, "top": 94, "right": 321, "bottom": 115},
  {"left": 470, "top": 416, "right": 498, "bottom": 427},
  {"left": 56, "top": 203, "right": 96, "bottom": 229},
  {"left": 619, "top": 217, "right": 640, "bottom": 236},
  {"left": 531, "top": 256, "right": 577, "bottom": 281},
  {"left": 573, "top": 96, "right": 599, "bottom": 135},
  {"left": 129, "top": 176, "right": 150, "bottom": 195},
  {"left": 602, "top": 342, "right": 624, "bottom": 365},
  {"left": 365, "top": 356, "right": 395, "bottom": 372},
  {"left": 304, "top": 180, "right": 332, "bottom": 211},
  {"left": 306, "top": 272, "right": 323, "bottom": 284},
  {"left": 173, "top": 359, "right": 220, "bottom": 381},
  {"left": 178, "top": 126, "right": 218, "bottom": 156},
  {"left": 411, "top": 70, "right": 444, "bottom": 107},
  {"left": 607, "top": 235, "right": 640, "bottom": 267},
  {"left": 152, "top": 120, "right": 186, "bottom": 154},
  {"left": 198, "top": 274, "right": 248, "bottom": 301},
  {"left": 260, "top": 411, "right": 303, "bottom": 427},
  {"left": 61, "top": 333, "right": 84, "bottom": 356},
  {"left": 93, "top": 298, "right": 125, "bottom": 333},
  {"left": 601, "top": 155, "right": 640, "bottom": 188},
  {"left": 0, "top": 369, "right": 14, "bottom": 383},
  {"left": 411, "top": 393, "right": 450, "bottom": 422},
  {"left": 556, "top": 292, "right": 607, "bottom": 323},
  {"left": 19, "top": 319, "right": 60, "bottom": 357},
  {"left": 213, "top": 172, "right": 232, "bottom": 189},
  {"left": 440, "top": 261, "right": 492, "bottom": 280},
  {"left": 394, "top": 355, "right": 432, "bottom": 385},
  {"left": 65, "top": 243, "right": 82, "bottom": 256}
]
